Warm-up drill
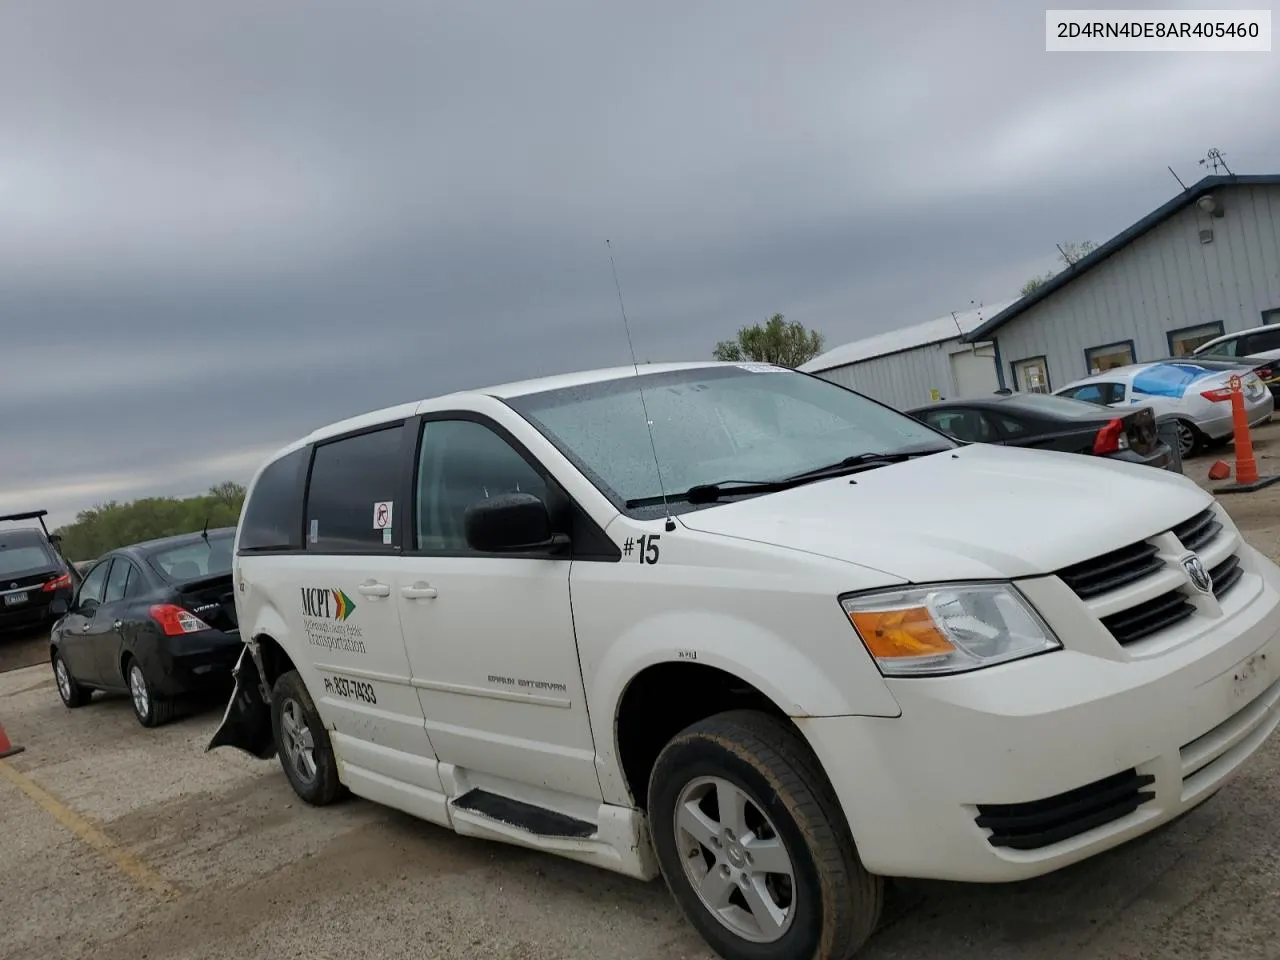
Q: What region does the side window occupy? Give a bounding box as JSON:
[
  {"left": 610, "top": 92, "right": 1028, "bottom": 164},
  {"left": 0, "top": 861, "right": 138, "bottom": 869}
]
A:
[
  {"left": 76, "top": 560, "right": 112, "bottom": 609},
  {"left": 994, "top": 414, "right": 1028, "bottom": 436},
  {"left": 239, "top": 447, "right": 307, "bottom": 552},
  {"left": 1064, "top": 384, "right": 1107, "bottom": 405},
  {"left": 1214, "top": 335, "right": 1240, "bottom": 357},
  {"left": 102, "top": 559, "right": 135, "bottom": 604},
  {"left": 415, "top": 419, "right": 549, "bottom": 554},
  {"left": 1242, "top": 328, "right": 1280, "bottom": 355},
  {"left": 923, "top": 409, "right": 990, "bottom": 443},
  {"left": 305, "top": 425, "right": 405, "bottom": 553}
]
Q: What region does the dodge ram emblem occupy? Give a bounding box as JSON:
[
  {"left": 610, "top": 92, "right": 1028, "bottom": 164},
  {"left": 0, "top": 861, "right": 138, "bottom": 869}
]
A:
[{"left": 1182, "top": 555, "right": 1213, "bottom": 595}]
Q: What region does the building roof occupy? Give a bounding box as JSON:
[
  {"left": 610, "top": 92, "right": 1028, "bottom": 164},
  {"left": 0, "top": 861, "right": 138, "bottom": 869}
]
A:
[
  {"left": 963, "top": 173, "right": 1280, "bottom": 344},
  {"left": 799, "top": 299, "right": 1018, "bottom": 373}
]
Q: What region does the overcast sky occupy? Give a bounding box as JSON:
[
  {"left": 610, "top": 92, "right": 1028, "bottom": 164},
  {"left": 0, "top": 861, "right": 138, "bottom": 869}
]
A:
[{"left": 3, "top": 1, "right": 1278, "bottom": 528}]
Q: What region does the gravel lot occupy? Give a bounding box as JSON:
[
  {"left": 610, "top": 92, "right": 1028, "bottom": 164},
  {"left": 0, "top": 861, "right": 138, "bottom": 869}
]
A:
[{"left": 4, "top": 425, "right": 1280, "bottom": 960}]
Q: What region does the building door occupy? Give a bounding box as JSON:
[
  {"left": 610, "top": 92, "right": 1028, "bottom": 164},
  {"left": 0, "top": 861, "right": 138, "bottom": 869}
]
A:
[
  {"left": 949, "top": 347, "right": 998, "bottom": 398},
  {"left": 1013, "top": 356, "right": 1051, "bottom": 393}
]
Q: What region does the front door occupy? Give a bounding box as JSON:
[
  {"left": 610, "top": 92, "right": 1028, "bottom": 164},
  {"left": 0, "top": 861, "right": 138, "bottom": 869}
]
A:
[
  {"left": 295, "top": 421, "right": 443, "bottom": 795},
  {"left": 397, "top": 415, "right": 601, "bottom": 801},
  {"left": 60, "top": 558, "right": 111, "bottom": 684}
]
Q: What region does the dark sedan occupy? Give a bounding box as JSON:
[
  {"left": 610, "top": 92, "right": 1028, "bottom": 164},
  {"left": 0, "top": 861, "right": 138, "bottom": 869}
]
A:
[
  {"left": 50, "top": 527, "right": 241, "bottom": 727},
  {"left": 905, "top": 391, "right": 1179, "bottom": 471},
  {"left": 1, "top": 511, "right": 76, "bottom": 635}
]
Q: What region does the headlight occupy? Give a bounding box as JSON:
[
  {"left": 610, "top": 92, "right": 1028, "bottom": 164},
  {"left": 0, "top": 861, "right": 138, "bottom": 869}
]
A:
[{"left": 840, "top": 583, "right": 1060, "bottom": 677}]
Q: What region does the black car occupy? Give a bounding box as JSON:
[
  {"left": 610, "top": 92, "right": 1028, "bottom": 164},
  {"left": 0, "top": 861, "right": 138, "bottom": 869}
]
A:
[
  {"left": 0, "top": 510, "right": 77, "bottom": 635},
  {"left": 50, "top": 526, "right": 241, "bottom": 727},
  {"left": 905, "top": 391, "right": 1179, "bottom": 471}
]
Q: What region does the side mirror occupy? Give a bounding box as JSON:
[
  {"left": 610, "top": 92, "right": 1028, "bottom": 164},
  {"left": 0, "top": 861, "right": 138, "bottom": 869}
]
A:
[{"left": 463, "top": 493, "right": 568, "bottom": 554}]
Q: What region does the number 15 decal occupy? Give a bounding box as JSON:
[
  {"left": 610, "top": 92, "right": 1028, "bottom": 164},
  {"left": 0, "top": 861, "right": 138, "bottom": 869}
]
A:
[{"left": 623, "top": 534, "right": 661, "bottom": 564}]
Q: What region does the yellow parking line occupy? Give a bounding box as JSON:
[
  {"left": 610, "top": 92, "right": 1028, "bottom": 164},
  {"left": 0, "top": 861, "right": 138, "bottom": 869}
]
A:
[{"left": 0, "top": 759, "right": 179, "bottom": 901}]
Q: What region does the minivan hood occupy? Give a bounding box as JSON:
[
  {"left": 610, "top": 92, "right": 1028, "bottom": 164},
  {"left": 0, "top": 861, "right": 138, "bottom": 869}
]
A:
[{"left": 676, "top": 444, "right": 1211, "bottom": 583}]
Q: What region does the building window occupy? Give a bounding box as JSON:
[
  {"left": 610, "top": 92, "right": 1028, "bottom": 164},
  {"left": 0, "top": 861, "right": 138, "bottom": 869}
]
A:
[
  {"left": 1167, "top": 322, "right": 1225, "bottom": 357},
  {"left": 1011, "top": 356, "right": 1051, "bottom": 394},
  {"left": 1262, "top": 307, "right": 1280, "bottom": 326},
  {"left": 1083, "top": 340, "right": 1135, "bottom": 374}
]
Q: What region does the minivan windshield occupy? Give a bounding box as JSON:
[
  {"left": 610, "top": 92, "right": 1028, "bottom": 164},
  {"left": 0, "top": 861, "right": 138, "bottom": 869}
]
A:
[{"left": 506, "top": 364, "right": 954, "bottom": 516}]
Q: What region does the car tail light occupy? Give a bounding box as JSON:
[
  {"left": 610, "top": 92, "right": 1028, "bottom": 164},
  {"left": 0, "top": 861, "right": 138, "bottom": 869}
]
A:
[
  {"left": 1201, "top": 387, "right": 1234, "bottom": 402},
  {"left": 149, "top": 603, "right": 212, "bottom": 636},
  {"left": 1093, "top": 418, "right": 1130, "bottom": 455},
  {"left": 42, "top": 573, "right": 72, "bottom": 592}
]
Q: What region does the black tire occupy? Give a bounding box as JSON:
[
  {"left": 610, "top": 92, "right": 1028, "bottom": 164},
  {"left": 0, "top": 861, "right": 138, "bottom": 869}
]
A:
[
  {"left": 1174, "top": 418, "right": 1202, "bottom": 458},
  {"left": 127, "top": 656, "right": 177, "bottom": 728},
  {"left": 52, "top": 650, "right": 92, "bottom": 708},
  {"left": 270, "top": 669, "right": 344, "bottom": 806},
  {"left": 648, "top": 710, "right": 883, "bottom": 960}
]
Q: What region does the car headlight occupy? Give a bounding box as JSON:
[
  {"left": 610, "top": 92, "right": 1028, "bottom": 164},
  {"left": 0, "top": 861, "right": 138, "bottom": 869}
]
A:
[{"left": 840, "top": 582, "right": 1061, "bottom": 677}]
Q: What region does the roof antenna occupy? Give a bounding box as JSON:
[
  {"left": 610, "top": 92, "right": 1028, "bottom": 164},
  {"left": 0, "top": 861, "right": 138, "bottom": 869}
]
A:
[
  {"left": 606, "top": 239, "right": 676, "bottom": 533},
  {"left": 1168, "top": 165, "right": 1188, "bottom": 191},
  {"left": 1198, "top": 148, "right": 1233, "bottom": 176}
]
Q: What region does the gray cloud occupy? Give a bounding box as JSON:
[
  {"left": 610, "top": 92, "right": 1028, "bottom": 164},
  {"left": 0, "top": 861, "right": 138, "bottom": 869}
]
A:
[{"left": 2, "top": 0, "right": 1278, "bottom": 527}]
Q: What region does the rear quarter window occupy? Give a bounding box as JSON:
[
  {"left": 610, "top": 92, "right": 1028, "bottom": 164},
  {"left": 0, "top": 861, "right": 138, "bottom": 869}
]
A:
[{"left": 238, "top": 447, "right": 308, "bottom": 553}]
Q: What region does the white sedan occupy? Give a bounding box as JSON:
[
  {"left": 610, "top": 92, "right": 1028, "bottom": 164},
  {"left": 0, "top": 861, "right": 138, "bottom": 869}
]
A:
[{"left": 1054, "top": 360, "right": 1273, "bottom": 457}]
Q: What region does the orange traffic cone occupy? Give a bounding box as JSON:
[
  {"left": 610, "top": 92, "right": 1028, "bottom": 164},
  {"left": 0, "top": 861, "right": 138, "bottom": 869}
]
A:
[
  {"left": 0, "top": 720, "right": 24, "bottom": 760},
  {"left": 1214, "top": 373, "right": 1280, "bottom": 494}
]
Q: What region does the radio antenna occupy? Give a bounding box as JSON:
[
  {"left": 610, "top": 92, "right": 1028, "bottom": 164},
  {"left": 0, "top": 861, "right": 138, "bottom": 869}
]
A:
[{"left": 606, "top": 239, "right": 676, "bottom": 532}]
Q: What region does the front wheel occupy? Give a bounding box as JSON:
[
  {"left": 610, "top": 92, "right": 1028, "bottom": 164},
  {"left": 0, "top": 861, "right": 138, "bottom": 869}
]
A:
[
  {"left": 270, "top": 669, "right": 345, "bottom": 806},
  {"left": 647, "top": 710, "right": 883, "bottom": 960}
]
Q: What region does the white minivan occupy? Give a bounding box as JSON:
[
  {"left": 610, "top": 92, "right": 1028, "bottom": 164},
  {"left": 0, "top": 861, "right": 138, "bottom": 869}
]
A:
[{"left": 211, "top": 361, "right": 1280, "bottom": 960}]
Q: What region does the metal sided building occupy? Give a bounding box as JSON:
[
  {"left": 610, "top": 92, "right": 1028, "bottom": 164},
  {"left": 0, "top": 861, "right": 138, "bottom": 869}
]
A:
[
  {"left": 963, "top": 173, "right": 1280, "bottom": 394},
  {"left": 800, "top": 300, "right": 1018, "bottom": 410}
]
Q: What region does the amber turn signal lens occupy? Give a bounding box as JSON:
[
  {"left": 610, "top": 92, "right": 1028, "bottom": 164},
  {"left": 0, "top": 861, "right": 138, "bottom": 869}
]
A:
[{"left": 849, "top": 606, "right": 955, "bottom": 659}]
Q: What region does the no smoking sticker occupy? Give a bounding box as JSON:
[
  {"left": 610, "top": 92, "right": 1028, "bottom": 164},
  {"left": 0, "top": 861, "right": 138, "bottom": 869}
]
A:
[{"left": 373, "top": 501, "right": 393, "bottom": 530}]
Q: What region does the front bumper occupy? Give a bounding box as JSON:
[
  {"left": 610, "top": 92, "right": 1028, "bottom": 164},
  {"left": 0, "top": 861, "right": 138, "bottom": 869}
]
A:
[{"left": 799, "top": 544, "right": 1280, "bottom": 883}]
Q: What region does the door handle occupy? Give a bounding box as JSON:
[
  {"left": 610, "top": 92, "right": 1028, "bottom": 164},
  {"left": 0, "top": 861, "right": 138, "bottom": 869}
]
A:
[
  {"left": 357, "top": 580, "right": 391, "bottom": 598},
  {"left": 81, "top": 621, "right": 91, "bottom": 631},
  {"left": 400, "top": 582, "right": 438, "bottom": 600},
  {"left": 113, "top": 620, "right": 123, "bottom": 631}
]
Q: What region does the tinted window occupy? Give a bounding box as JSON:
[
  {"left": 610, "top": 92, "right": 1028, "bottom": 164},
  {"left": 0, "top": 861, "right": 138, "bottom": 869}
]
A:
[
  {"left": 506, "top": 366, "right": 951, "bottom": 517},
  {"left": 305, "top": 425, "right": 404, "bottom": 552},
  {"left": 1061, "top": 383, "right": 1120, "bottom": 406},
  {"left": 921, "top": 409, "right": 995, "bottom": 443},
  {"left": 148, "top": 532, "right": 236, "bottom": 581},
  {"left": 76, "top": 560, "right": 111, "bottom": 607},
  {"left": 415, "top": 420, "right": 549, "bottom": 553},
  {"left": 0, "top": 541, "right": 53, "bottom": 577},
  {"left": 994, "top": 414, "right": 1027, "bottom": 435},
  {"left": 103, "top": 559, "right": 135, "bottom": 603},
  {"left": 239, "top": 447, "right": 307, "bottom": 552},
  {"left": 1242, "top": 328, "right": 1280, "bottom": 354}
]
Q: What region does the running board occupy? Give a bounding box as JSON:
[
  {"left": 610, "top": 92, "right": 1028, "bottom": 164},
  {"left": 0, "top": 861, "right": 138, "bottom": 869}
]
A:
[{"left": 452, "top": 788, "right": 596, "bottom": 839}]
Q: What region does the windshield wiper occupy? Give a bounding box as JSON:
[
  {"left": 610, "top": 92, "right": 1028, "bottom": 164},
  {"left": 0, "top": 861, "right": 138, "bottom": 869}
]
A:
[
  {"left": 779, "top": 447, "right": 948, "bottom": 482},
  {"left": 623, "top": 447, "right": 950, "bottom": 508}
]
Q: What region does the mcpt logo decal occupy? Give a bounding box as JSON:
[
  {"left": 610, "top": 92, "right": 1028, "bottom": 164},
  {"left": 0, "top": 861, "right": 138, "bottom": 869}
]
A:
[
  {"left": 300, "top": 587, "right": 357, "bottom": 621},
  {"left": 300, "top": 587, "right": 367, "bottom": 654}
]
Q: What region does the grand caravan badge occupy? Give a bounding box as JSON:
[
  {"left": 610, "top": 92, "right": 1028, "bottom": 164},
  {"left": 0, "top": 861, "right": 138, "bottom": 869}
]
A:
[{"left": 300, "top": 587, "right": 367, "bottom": 654}]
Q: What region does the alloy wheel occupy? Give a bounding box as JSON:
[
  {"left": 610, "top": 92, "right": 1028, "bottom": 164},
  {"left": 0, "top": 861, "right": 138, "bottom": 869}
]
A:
[
  {"left": 279, "top": 697, "right": 318, "bottom": 784},
  {"left": 673, "top": 775, "right": 797, "bottom": 943}
]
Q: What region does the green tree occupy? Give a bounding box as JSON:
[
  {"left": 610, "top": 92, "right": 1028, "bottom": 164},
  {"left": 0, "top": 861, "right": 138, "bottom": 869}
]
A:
[
  {"left": 53, "top": 482, "right": 247, "bottom": 561},
  {"left": 713, "top": 313, "right": 825, "bottom": 368},
  {"left": 1020, "top": 240, "right": 1099, "bottom": 297}
]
